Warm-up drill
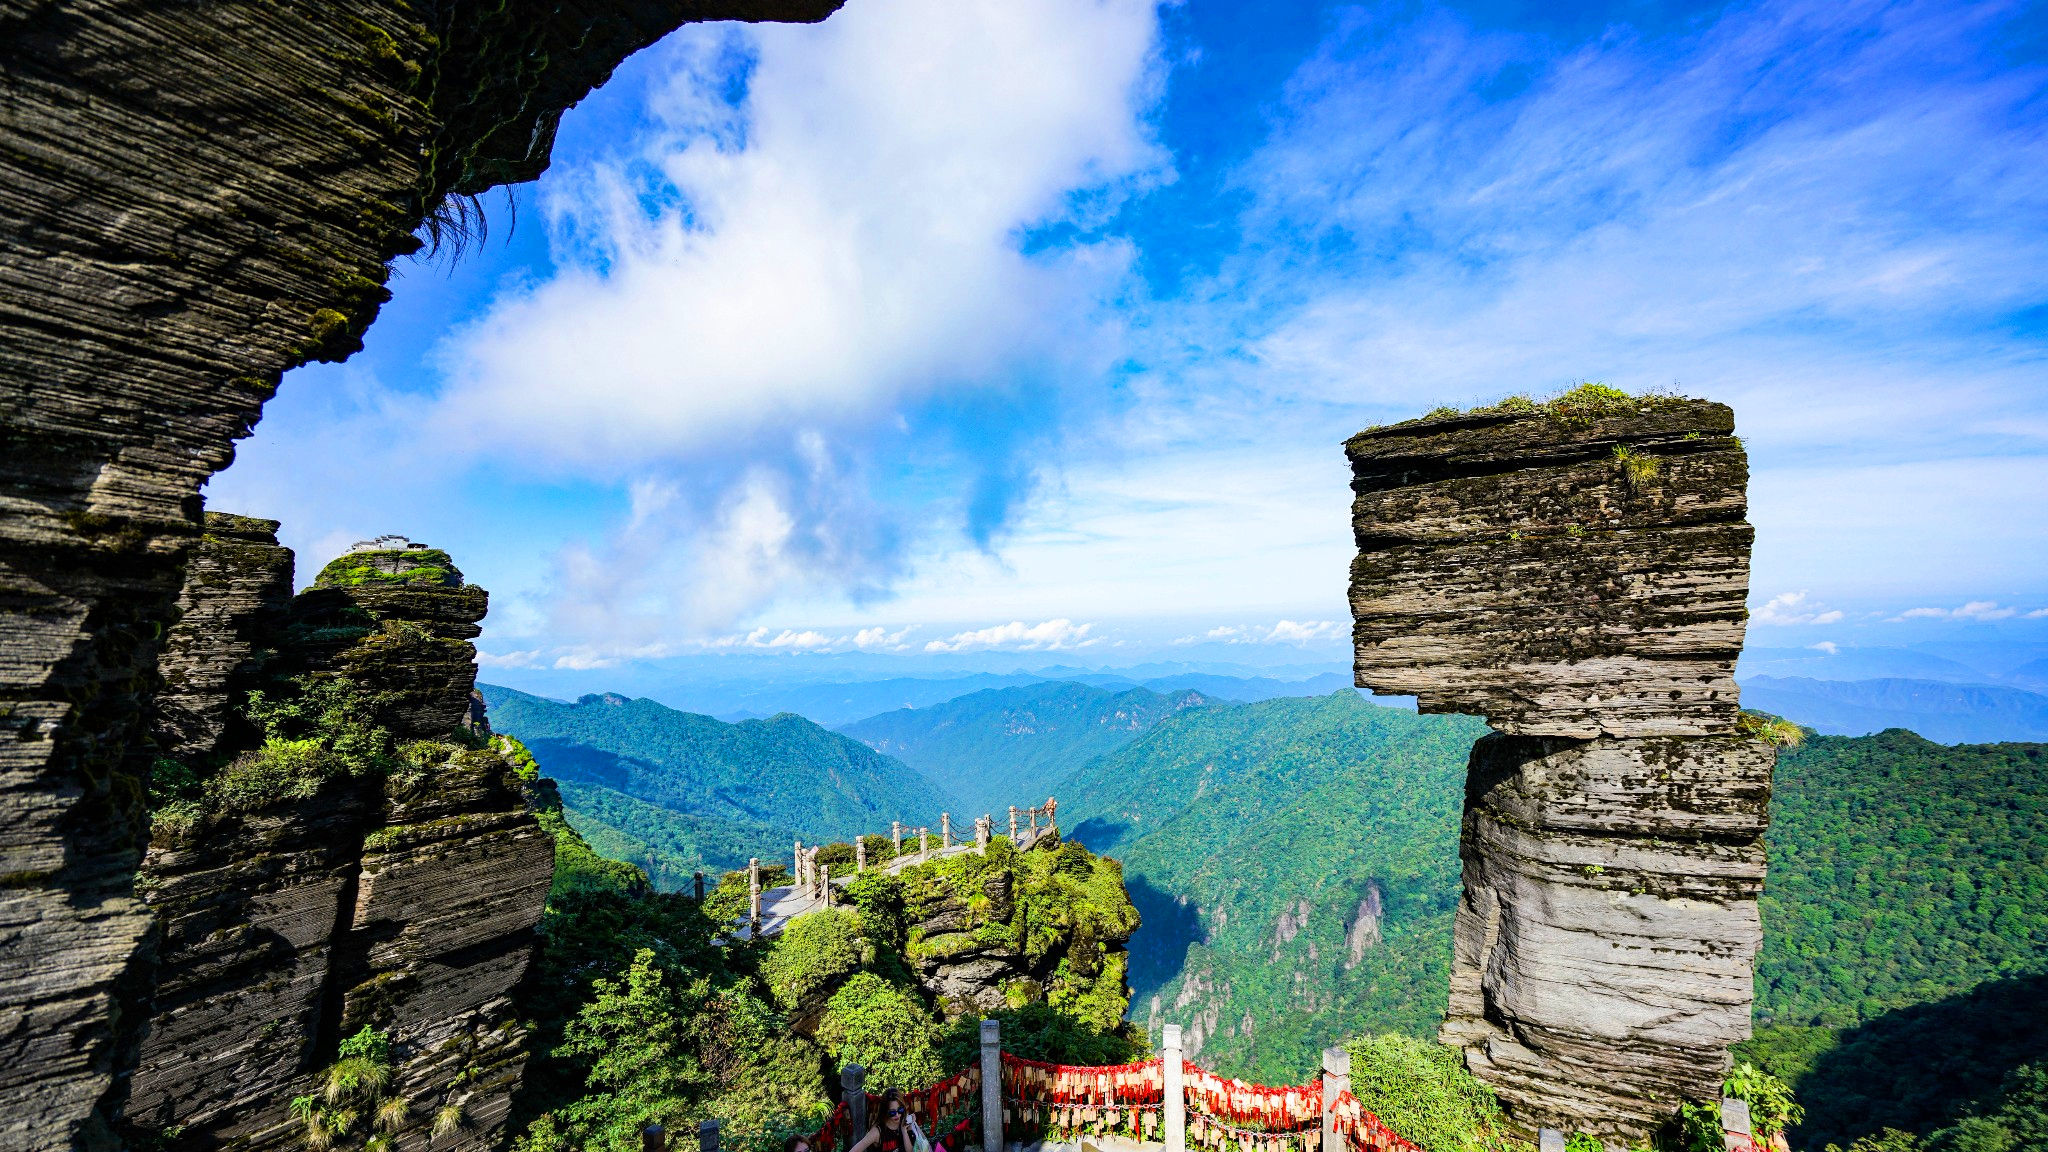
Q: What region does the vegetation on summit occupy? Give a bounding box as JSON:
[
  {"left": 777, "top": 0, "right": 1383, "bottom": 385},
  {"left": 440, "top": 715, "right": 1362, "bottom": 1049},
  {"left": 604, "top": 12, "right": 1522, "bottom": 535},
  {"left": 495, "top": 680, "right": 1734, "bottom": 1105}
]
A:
[{"left": 512, "top": 796, "right": 1140, "bottom": 1152}]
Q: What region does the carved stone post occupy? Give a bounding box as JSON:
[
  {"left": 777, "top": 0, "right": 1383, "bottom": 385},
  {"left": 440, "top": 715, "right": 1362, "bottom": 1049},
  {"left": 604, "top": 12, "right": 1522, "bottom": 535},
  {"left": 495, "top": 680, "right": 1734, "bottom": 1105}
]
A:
[
  {"left": 1347, "top": 396, "right": 1769, "bottom": 1142},
  {"left": 941, "top": 812, "right": 951, "bottom": 849},
  {"left": 1009, "top": 806, "right": 1019, "bottom": 840},
  {"left": 1163, "top": 1024, "right": 1185, "bottom": 1152},
  {"left": 980, "top": 1018, "right": 1003, "bottom": 1152},
  {"left": 917, "top": 827, "right": 930, "bottom": 862},
  {"left": 844, "top": 1064, "right": 868, "bottom": 1152},
  {"left": 749, "top": 858, "right": 762, "bottom": 931},
  {"left": 1722, "top": 1097, "right": 1753, "bottom": 1151},
  {"left": 643, "top": 1123, "right": 666, "bottom": 1152},
  {"left": 794, "top": 839, "right": 805, "bottom": 888},
  {"left": 1321, "top": 1046, "right": 1350, "bottom": 1152},
  {"left": 693, "top": 871, "right": 705, "bottom": 901},
  {"left": 976, "top": 815, "right": 990, "bottom": 852},
  {"left": 698, "top": 1118, "right": 721, "bottom": 1152},
  {"left": 893, "top": 820, "right": 903, "bottom": 858},
  {"left": 857, "top": 838, "right": 867, "bottom": 873}
]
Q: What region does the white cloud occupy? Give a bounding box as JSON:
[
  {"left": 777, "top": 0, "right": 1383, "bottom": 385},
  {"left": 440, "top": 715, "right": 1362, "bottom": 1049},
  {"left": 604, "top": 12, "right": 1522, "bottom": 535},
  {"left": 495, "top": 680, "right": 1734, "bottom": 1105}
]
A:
[
  {"left": 476, "top": 648, "right": 545, "bottom": 669},
  {"left": 435, "top": 0, "right": 1158, "bottom": 473},
  {"left": 2028, "top": 608, "right": 2048, "bottom": 619},
  {"left": 1753, "top": 591, "right": 1844, "bottom": 626},
  {"left": 1808, "top": 641, "right": 1839, "bottom": 656},
  {"left": 422, "top": 0, "right": 1163, "bottom": 650},
  {"left": 1889, "top": 600, "right": 2020, "bottom": 622},
  {"left": 923, "top": 619, "right": 1097, "bottom": 653},
  {"left": 852, "top": 626, "right": 916, "bottom": 651},
  {"left": 1174, "top": 619, "right": 1346, "bottom": 645}
]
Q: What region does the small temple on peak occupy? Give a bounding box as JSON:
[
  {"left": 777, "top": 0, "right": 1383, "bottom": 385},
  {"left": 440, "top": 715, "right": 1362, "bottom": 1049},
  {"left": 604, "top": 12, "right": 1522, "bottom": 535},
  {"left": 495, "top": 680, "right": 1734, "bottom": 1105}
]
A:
[{"left": 349, "top": 533, "right": 431, "bottom": 553}]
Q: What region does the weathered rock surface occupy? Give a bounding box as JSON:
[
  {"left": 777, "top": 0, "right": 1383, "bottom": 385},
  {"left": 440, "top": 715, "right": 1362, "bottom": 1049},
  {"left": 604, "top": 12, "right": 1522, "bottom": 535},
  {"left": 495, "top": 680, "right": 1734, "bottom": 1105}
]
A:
[
  {"left": 1348, "top": 400, "right": 1751, "bottom": 739},
  {"left": 0, "top": 2, "right": 841, "bottom": 1144},
  {"left": 291, "top": 548, "right": 492, "bottom": 740},
  {"left": 152, "top": 514, "right": 295, "bottom": 760},
  {"left": 125, "top": 529, "right": 552, "bottom": 1151},
  {"left": 1346, "top": 397, "right": 1772, "bottom": 1143}
]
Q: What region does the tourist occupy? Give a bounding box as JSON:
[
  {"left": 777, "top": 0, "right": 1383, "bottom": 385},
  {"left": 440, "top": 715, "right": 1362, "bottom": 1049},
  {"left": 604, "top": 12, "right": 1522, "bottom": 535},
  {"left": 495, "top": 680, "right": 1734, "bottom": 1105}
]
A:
[{"left": 850, "top": 1089, "right": 930, "bottom": 1152}]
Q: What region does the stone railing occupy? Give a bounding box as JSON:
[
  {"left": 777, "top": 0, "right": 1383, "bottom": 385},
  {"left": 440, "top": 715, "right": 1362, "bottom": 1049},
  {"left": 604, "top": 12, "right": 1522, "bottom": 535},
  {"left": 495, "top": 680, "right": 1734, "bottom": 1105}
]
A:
[{"left": 741, "top": 797, "right": 1059, "bottom": 932}]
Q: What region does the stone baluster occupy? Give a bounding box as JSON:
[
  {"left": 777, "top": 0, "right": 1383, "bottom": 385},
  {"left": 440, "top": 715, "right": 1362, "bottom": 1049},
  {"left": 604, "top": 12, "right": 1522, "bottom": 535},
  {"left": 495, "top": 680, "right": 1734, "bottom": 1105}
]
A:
[
  {"left": 794, "top": 839, "right": 804, "bottom": 888},
  {"left": 918, "top": 827, "right": 930, "bottom": 862},
  {"left": 1722, "top": 1097, "right": 1754, "bottom": 1151},
  {"left": 941, "top": 811, "right": 951, "bottom": 849},
  {"left": 980, "top": 1019, "right": 1003, "bottom": 1152},
  {"left": 1009, "top": 806, "right": 1019, "bottom": 840},
  {"left": 693, "top": 871, "right": 705, "bottom": 901},
  {"left": 856, "top": 838, "right": 867, "bottom": 873},
  {"left": 893, "top": 820, "right": 903, "bottom": 859},
  {"left": 1321, "top": 1046, "right": 1350, "bottom": 1152},
  {"left": 1164, "top": 1024, "right": 1186, "bottom": 1152},
  {"left": 643, "top": 1123, "right": 665, "bottom": 1152},
  {"left": 698, "top": 1119, "right": 721, "bottom": 1152},
  {"left": 976, "top": 815, "right": 990, "bottom": 852},
  {"left": 749, "top": 858, "right": 762, "bottom": 931},
  {"left": 843, "top": 1065, "right": 868, "bottom": 1152}
]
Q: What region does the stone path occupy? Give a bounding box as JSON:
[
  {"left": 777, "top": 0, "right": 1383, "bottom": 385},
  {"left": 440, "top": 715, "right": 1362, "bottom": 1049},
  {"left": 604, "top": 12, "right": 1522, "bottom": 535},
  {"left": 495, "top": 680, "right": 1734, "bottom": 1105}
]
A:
[{"left": 737, "top": 827, "right": 1058, "bottom": 940}]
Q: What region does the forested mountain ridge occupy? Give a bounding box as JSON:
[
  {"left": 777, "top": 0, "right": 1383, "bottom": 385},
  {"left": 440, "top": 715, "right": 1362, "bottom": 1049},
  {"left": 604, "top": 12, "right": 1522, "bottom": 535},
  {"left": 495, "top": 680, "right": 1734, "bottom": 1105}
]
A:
[
  {"left": 1050, "top": 696, "right": 2047, "bottom": 1150},
  {"left": 1751, "top": 730, "right": 2048, "bottom": 1029},
  {"left": 839, "top": 680, "right": 1215, "bottom": 814},
  {"left": 1061, "top": 691, "right": 1489, "bottom": 1080},
  {"left": 480, "top": 685, "right": 952, "bottom": 876},
  {"left": 1735, "top": 730, "right": 2048, "bottom": 1151}
]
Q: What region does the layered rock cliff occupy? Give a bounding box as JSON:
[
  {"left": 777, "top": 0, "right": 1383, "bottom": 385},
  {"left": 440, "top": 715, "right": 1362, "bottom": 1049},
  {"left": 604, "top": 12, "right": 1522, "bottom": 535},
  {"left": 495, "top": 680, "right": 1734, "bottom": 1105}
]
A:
[
  {"left": 0, "top": 2, "right": 841, "bottom": 1146},
  {"left": 1345, "top": 389, "right": 1773, "bottom": 1143},
  {"left": 125, "top": 526, "right": 551, "bottom": 1152}
]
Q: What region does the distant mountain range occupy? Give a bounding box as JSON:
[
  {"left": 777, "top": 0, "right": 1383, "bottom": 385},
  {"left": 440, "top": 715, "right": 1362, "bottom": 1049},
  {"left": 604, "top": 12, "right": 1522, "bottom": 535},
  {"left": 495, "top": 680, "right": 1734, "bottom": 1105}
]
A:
[
  {"left": 1742, "top": 676, "right": 2048, "bottom": 743},
  {"left": 479, "top": 685, "right": 952, "bottom": 880},
  {"left": 837, "top": 681, "right": 1216, "bottom": 814},
  {"left": 663, "top": 670, "right": 1359, "bottom": 725}
]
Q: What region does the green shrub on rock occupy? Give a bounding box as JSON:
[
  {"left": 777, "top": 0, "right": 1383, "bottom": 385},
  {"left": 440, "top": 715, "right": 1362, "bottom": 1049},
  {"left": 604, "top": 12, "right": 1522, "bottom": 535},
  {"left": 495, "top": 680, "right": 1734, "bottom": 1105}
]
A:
[
  {"left": 816, "top": 973, "right": 944, "bottom": 1091},
  {"left": 1344, "top": 1034, "right": 1525, "bottom": 1152},
  {"left": 759, "top": 909, "right": 867, "bottom": 1018}
]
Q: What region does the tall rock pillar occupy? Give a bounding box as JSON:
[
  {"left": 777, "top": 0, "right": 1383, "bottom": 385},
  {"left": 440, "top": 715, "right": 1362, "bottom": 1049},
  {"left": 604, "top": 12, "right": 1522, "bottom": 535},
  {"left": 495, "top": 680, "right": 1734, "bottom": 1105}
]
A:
[{"left": 1345, "top": 393, "right": 1772, "bottom": 1141}]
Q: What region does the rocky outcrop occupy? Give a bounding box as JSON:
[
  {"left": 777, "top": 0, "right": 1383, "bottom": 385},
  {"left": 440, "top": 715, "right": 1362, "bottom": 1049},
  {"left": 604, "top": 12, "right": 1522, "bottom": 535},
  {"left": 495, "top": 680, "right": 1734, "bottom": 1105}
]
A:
[
  {"left": 125, "top": 535, "right": 551, "bottom": 1151},
  {"left": 0, "top": 2, "right": 842, "bottom": 1145},
  {"left": 1345, "top": 393, "right": 1772, "bottom": 1143},
  {"left": 898, "top": 832, "right": 1137, "bottom": 1030},
  {"left": 152, "top": 515, "right": 295, "bottom": 759}
]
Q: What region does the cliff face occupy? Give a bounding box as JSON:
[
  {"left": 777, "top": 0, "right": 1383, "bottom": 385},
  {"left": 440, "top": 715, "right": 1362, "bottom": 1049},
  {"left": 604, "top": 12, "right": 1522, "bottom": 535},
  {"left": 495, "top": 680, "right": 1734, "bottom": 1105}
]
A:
[
  {"left": 1345, "top": 392, "right": 1772, "bottom": 1143},
  {"left": 125, "top": 527, "right": 551, "bottom": 1151},
  {"left": 0, "top": 2, "right": 841, "bottom": 1145}
]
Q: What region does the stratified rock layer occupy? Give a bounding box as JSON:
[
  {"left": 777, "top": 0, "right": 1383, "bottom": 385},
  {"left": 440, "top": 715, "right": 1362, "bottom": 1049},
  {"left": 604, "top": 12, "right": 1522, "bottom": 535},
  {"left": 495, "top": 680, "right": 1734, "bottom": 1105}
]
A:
[
  {"left": 128, "top": 533, "right": 550, "bottom": 1151},
  {"left": 0, "top": 2, "right": 840, "bottom": 1144},
  {"left": 1348, "top": 400, "right": 1750, "bottom": 739},
  {"left": 1346, "top": 397, "right": 1771, "bottom": 1142},
  {"left": 151, "top": 514, "right": 295, "bottom": 759}
]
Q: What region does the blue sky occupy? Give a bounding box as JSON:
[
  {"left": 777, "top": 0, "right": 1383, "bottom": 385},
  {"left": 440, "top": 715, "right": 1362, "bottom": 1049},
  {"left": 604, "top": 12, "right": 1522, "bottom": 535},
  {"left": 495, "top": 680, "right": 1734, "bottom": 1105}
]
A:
[{"left": 210, "top": 0, "right": 2048, "bottom": 681}]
